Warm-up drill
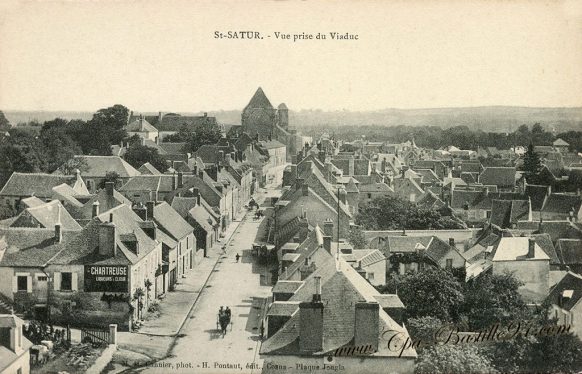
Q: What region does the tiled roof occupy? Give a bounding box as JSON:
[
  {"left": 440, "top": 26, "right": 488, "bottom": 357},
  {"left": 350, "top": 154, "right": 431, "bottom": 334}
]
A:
[
  {"left": 542, "top": 194, "right": 582, "bottom": 215},
  {"left": 525, "top": 185, "right": 549, "bottom": 211},
  {"left": 154, "top": 114, "right": 217, "bottom": 132},
  {"left": 72, "top": 188, "right": 131, "bottom": 220},
  {"left": 244, "top": 87, "right": 274, "bottom": 110},
  {"left": 357, "top": 183, "right": 393, "bottom": 193},
  {"left": 546, "top": 272, "right": 582, "bottom": 311},
  {"left": 0, "top": 172, "right": 76, "bottom": 198},
  {"left": 553, "top": 138, "right": 569, "bottom": 146},
  {"left": 138, "top": 162, "right": 162, "bottom": 175},
  {"left": 156, "top": 228, "right": 178, "bottom": 249},
  {"left": 153, "top": 202, "right": 193, "bottom": 240},
  {"left": 0, "top": 227, "right": 74, "bottom": 267},
  {"left": 478, "top": 167, "right": 516, "bottom": 188},
  {"left": 20, "top": 196, "right": 45, "bottom": 208},
  {"left": 358, "top": 249, "right": 386, "bottom": 267},
  {"left": 531, "top": 233, "right": 560, "bottom": 265},
  {"left": 159, "top": 142, "right": 187, "bottom": 155},
  {"left": 260, "top": 140, "right": 286, "bottom": 149},
  {"left": 385, "top": 236, "right": 433, "bottom": 254},
  {"left": 424, "top": 237, "right": 457, "bottom": 263},
  {"left": 127, "top": 118, "right": 158, "bottom": 133},
  {"left": 57, "top": 156, "right": 140, "bottom": 178},
  {"left": 492, "top": 237, "right": 550, "bottom": 261},
  {"left": 262, "top": 258, "right": 413, "bottom": 357},
  {"left": 374, "top": 294, "right": 405, "bottom": 309},
  {"left": 414, "top": 169, "right": 441, "bottom": 184},
  {"left": 451, "top": 190, "right": 491, "bottom": 209},
  {"left": 267, "top": 301, "right": 300, "bottom": 316},
  {"left": 188, "top": 205, "right": 216, "bottom": 232},
  {"left": 490, "top": 199, "right": 530, "bottom": 228},
  {"left": 556, "top": 239, "right": 582, "bottom": 265},
  {"left": 272, "top": 281, "right": 304, "bottom": 294},
  {"left": 10, "top": 200, "right": 82, "bottom": 231}
]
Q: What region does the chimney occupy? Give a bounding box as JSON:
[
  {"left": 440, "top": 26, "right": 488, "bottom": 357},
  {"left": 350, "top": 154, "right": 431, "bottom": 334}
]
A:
[
  {"left": 105, "top": 182, "right": 114, "bottom": 196},
  {"left": 318, "top": 150, "right": 326, "bottom": 163},
  {"left": 449, "top": 238, "right": 455, "bottom": 247},
  {"left": 323, "top": 219, "right": 334, "bottom": 237},
  {"left": 218, "top": 150, "right": 224, "bottom": 163},
  {"left": 527, "top": 238, "right": 536, "bottom": 258},
  {"left": 92, "top": 201, "right": 100, "bottom": 218},
  {"left": 55, "top": 223, "right": 62, "bottom": 242},
  {"left": 323, "top": 236, "right": 332, "bottom": 253},
  {"left": 355, "top": 302, "right": 379, "bottom": 352},
  {"left": 299, "top": 292, "right": 324, "bottom": 351},
  {"left": 178, "top": 171, "right": 184, "bottom": 188},
  {"left": 146, "top": 201, "right": 155, "bottom": 221},
  {"left": 226, "top": 153, "right": 232, "bottom": 165},
  {"left": 198, "top": 170, "right": 204, "bottom": 179},
  {"left": 313, "top": 276, "right": 322, "bottom": 302},
  {"left": 98, "top": 222, "right": 117, "bottom": 257},
  {"left": 193, "top": 188, "right": 201, "bottom": 206},
  {"left": 133, "top": 205, "right": 147, "bottom": 220},
  {"left": 302, "top": 183, "right": 309, "bottom": 196},
  {"left": 348, "top": 157, "right": 355, "bottom": 176},
  {"left": 296, "top": 177, "right": 304, "bottom": 190},
  {"left": 338, "top": 187, "right": 347, "bottom": 205}
]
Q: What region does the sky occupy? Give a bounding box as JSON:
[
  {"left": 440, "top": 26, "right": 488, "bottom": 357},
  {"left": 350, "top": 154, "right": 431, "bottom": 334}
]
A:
[{"left": 0, "top": 0, "right": 581, "bottom": 112}]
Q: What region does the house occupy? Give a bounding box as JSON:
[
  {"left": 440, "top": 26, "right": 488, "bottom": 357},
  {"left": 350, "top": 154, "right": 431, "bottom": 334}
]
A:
[
  {"left": 147, "top": 202, "right": 196, "bottom": 291},
  {"left": 171, "top": 195, "right": 218, "bottom": 257},
  {"left": 546, "top": 272, "right": 582, "bottom": 336},
  {"left": 260, "top": 258, "right": 416, "bottom": 374},
  {"left": 379, "top": 235, "right": 465, "bottom": 275},
  {"left": 392, "top": 176, "right": 424, "bottom": 203},
  {"left": 68, "top": 182, "right": 132, "bottom": 225},
  {"left": 553, "top": 138, "right": 570, "bottom": 153},
  {"left": 126, "top": 115, "right": 159, "bottom": 143},
  {"left": 478, "top": 167, "right": 517, "bottom": 191},
  {"left": 128, "top": 111, "right": 218, "bottom": 141},
  {"left": 489, "top": 199, "right": 532, "bottom": 229},
  {"left": 138, "top": 162, "right": 162, "bottom": 175},
  {"left": 541, "top": 193, "right": 582, "bottom": 222},
  {"left": 0, "top": 200, "right": 81, "bottom": 232},
  {"left": 342, "top": 249, "right": 387, "bottom": 286},
  {"left": 491, "top": 237, "right": 549, "bottom": 303},
  {"left": 0, "top": 314, "right": 32, "bottom": 374},
  {"left": 357, "top": 182, "right": 393, "bottom": 206},
  {"left": 556, "top": 239, "right": 582, "bottom": 274},
  {"left": 44, "top": 204, "right": 163, "bottom": 329},
  {"left": 0, "top": 171, "right": 89, "bottom": 211},
  {"left": 55, "top": 156, "right": 141, "bottom": 193}
]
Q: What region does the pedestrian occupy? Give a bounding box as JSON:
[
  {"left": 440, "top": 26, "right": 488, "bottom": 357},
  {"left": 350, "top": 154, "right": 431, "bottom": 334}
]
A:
[
  {"left": 225, "top": 306, "right": 231, "bottom": 319},
  {"left": 235, "top": 253, "right": 240, "bottom": 262}
]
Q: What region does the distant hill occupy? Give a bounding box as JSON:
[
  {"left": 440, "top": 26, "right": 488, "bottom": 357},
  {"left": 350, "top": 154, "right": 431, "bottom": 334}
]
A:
[{"left": 4, "top": 106, "right": 582, "bottom": 132}]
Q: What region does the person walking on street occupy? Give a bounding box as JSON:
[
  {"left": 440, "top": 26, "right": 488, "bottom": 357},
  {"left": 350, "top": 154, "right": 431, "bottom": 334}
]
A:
[{"left": 236, "top": 253, "right": 240, "bottom": 262}]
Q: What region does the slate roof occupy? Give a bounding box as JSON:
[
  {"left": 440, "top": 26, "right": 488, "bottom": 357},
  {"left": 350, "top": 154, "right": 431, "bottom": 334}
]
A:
[
  {"left": 531, "top": 233, "right": 560, "bottom": 265},
  {"left": 57, "top": 156, "right": 140, "bottom": 178},
  {"left": 478, "top": 167, "right": 517, "bottom": 188},
  {"left": 553, "top": 138, "right": 569, "bottom": 146},
  {"left": 358, "top": 249, "right": 386, "bottom": 267},
  {"left": 415, "top": 169, "right": 441, "bottom": 184},
  {"left": 153, "top": 202, "right": 193, "bottom": 240},
  {"left": 547, "top": 272, "right": 582, "bottom": 311},
  {"left": 20, "top": 196, "right": 45, "bottom": 209},
  {"left": 417, "top": 191, "right": 446, "bottom": 210},
  {"left": 0, "top": 172, "right": 76, "bottom": 198},
  {"left": 374, "top": 294, "right": 405, "bottom": 309},
  {"left": 72, "top": 188, "right": 132, "bottom": 221},
  {"left": 357, "top": 183, "right": 393, "bottom": 193}
]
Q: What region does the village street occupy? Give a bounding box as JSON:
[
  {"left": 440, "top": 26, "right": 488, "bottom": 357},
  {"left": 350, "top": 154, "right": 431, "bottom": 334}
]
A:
[{"left": 131, "top": 188, "right": 279, "bottom": 374}]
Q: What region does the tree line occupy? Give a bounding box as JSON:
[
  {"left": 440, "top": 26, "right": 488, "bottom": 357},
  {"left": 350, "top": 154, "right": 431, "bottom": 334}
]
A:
[{"left": 299, "top": 123, "right": 582, "bottom": 153}]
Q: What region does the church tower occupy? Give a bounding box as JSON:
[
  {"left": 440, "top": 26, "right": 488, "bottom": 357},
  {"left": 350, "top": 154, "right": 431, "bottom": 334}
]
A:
[
  {"left": 241, "top": 87, "right": 277, "bottom": 140},
  {"left": 277, "top": 103, "right": 289, "bottom": 129}
]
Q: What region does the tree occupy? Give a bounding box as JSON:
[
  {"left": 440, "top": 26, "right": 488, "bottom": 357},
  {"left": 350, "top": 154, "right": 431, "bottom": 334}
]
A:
[
  {"left": 530, "top": 333, "right": 582, "bottom": 373},
  {"left": 347, "top": 226, "right": 367, "bottom": 249},
  {"left": 406, "top": 316, "right": 443, "bottom": 346},
  {"left": 39, "top": 119, "right": 83, "bottom": 172},
  {"left": 163, "top": 124, "right": 191, "bottom": 143},
  {"left": 523, "top": 143, "right": 542, "bottom": 176},
  {"left": 124, "top": 143, "right": 169, "bottom": 173},
  {"left": 415, "top": 344, "right": 495, "bottom": 374},
  {"left": 90, "top": 104, "right": 129, "bottom": 146},
  {"left": 0, "top": 110, "right": 11, "bottom": 131},
  {"left": 461, "top": 272, "right": 530, "bottom": 330},
  {"left": 183, "top": 122, "right": 223, "bottom": 153},
  {"left": 385, "top": 268, "right": 464, "bottom": 322}
]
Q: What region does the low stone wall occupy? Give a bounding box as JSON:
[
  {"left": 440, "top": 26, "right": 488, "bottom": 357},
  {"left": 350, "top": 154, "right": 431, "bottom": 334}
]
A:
[{"left": 86, "top": 344, "right": 117, "bottom": 374}]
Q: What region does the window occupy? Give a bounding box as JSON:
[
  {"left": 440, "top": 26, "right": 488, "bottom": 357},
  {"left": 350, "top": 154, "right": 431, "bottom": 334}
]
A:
[
  {"left": 367, "top": 193, "right": 372, "bottom": 199},
  {"left": 38, "top": 276, "right": 48, "bottom": 282},
  {"left": 368, "top": 272, "right": 375, "bottom": 280},
  {"left": 60, "top": 272, "right": 72, "bottom": 291},
  {"left": 17, "top": 276, "right": 27, "bottom": 292},
  {"left": 446, "top": 259, "right": 453, "bottom": 269},
  {"left": 17, "top": 368, "right": 22, "bottom": 374}
]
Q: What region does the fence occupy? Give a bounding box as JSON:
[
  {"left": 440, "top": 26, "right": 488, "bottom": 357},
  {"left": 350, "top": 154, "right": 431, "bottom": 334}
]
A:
[{"left": 80, "top": 327, "right": 109, "bottom": 345}]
